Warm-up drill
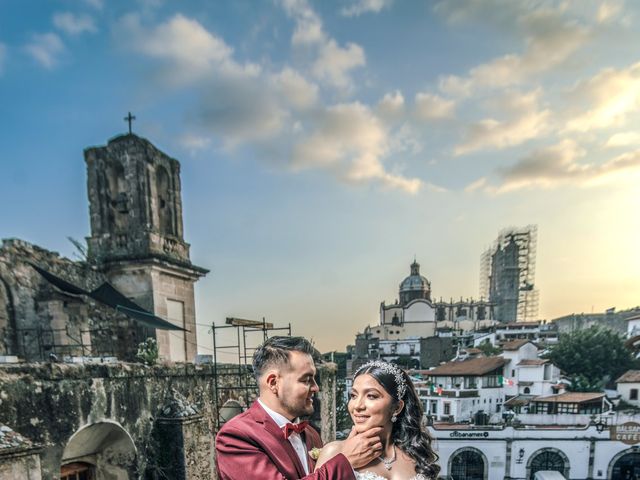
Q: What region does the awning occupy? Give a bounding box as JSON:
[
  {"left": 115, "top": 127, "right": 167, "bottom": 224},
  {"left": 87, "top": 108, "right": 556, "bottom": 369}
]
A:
[
  {"left": 30, "top": 264, "right": 186, "bottom": 331},
  {"left": 504, "top": 395, "right": 535, "bottom": 407},
  {"left": 30, "top": 263, "right": 88, "bottom": 296}
]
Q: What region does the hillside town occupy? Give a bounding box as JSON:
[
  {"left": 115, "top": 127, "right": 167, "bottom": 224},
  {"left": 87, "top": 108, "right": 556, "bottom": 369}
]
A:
[
  {"left": 343, "top": 259, "right": 640, "bottom": 479},
  {"left": 0, "top": 131, "right": 637, "bottom": 480}
]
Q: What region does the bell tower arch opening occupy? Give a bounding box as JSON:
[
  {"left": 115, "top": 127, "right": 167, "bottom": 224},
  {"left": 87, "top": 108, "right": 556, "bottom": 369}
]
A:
[
  {"left": 0, "top": 275, "right": 17, "bottom": 355},
  {"left": 105, "top": 161, "right": 129, "bottom": 233},
  {"left": 155, "top": 165, "right": 175, "bottom": 236}
]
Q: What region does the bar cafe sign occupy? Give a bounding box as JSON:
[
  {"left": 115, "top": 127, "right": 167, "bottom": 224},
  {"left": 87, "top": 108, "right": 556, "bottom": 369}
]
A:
[{"left": 612, "top": 422, "right": 640, "bottom": 445}]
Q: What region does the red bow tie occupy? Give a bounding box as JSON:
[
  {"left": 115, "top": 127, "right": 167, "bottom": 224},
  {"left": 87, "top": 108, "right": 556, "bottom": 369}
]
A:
[{"left": 283, "top": 421, "right": 309, "bottom": 439}]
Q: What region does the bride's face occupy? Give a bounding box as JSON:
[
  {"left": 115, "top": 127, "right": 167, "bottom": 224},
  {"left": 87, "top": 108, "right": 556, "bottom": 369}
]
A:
[{"left": 348, "top": 373, "right": 395, "bottom": 433}]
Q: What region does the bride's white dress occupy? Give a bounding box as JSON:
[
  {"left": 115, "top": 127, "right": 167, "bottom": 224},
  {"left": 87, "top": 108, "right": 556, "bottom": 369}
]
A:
[{"left": 354, "top": 472, "right": 428, "bottom": 480}]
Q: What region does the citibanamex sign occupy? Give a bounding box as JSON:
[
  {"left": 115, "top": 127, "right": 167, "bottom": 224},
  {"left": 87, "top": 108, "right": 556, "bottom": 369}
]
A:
[{"left": 612, "top": 422, "right": 640, "bottom": 445}]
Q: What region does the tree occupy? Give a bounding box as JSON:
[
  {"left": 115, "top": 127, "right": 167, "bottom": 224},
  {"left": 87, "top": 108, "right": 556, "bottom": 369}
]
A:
[
  {"left": 544, "top": 325, "right": 636, "bottom": 391},
  {"left": 477, "top": 340, "right": 501, "bottom": 357},
  {"left": 391, "top": 355, "right": 420, "bottom": 369}
]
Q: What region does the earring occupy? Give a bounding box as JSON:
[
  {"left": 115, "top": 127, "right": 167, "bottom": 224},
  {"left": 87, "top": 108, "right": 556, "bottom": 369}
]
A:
[{"left": 391, "top": 415, "right": 397, "bottom": 423}]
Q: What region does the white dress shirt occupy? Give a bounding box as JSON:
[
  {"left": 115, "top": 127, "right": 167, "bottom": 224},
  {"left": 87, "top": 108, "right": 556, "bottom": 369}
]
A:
[{"left": 258, "top": 399, "right": 310, "bottom": 474}]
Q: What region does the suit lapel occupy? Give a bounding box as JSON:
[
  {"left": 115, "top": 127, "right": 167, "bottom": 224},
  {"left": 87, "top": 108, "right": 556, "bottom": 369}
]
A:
[
  {"left": 303, "top": 431, "right": 316, "bottom": 471},
  {"left": 250, "top": 402, "right": 307, "bottom": 478}
]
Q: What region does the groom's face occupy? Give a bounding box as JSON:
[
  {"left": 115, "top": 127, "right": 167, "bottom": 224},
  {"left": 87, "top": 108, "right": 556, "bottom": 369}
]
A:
[{"left": 277, "top": 351, "right": 319, "bottom": 419}]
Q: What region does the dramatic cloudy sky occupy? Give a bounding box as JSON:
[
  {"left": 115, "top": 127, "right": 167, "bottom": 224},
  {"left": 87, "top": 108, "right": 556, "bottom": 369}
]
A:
[{"left": 1, "top": 0, "right": 639, "bottom": 354}]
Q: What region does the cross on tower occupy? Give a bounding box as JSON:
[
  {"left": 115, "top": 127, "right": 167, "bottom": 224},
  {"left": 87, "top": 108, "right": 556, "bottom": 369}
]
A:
[{"left": 124, "top": 112, "right": 136, "bottom": 134}]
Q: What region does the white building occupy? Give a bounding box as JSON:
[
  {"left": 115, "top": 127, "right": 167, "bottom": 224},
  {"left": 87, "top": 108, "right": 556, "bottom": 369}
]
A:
[
  {"left": 497, "top": 323, "right": 542, "bottom": 343},
  {"left": 429, "top": 419, "right": 640, "bottom": 480},
  {"left": 418, "top": 356, "right": 507, "bottom": 423},
  {"left": 502, "top": 340, "right": 563, "bottom": 403},
  {"left": 616, "top": 370, "right": 640, "bottom": 407}
]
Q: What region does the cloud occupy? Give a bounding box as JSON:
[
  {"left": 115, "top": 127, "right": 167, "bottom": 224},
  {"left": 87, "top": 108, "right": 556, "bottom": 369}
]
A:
[
  {"left": 117, "top": 13, "right": 250, "bottom": 85},
  {"left": 292, "top": 103, "right": 422, "bottom": 193},
  {"left": 83, "top": 0, "right": 103, "bottom": 9},
  {"left": 437, "top": 4, "right": 590, "bottom": 95},
  {"left": 311, "top": 40, "right": 365, "bottom": 91},
  {"left": 376, "top": 90, "right": 405, "bottom": 119},
  {"left": 271, "top": 67, "right": 319, "bottom": 110},
  {"left": 475, "top": 139, "right": 640, "bottom": 193},
  {"left": 279, "top": 0, "right": 366, "bottom": 92},
  {"left": 195, "top": 76, "right": 288, "bottom": 147},
  {"left": 25, "top": 33, "right": 64, "bottom": 69},
  {"left": 120, "top": 13, "right": 420, "bottom": 194},
  {"left": 341, "top": 0, "right": 393, "bottom": 17},
  {"left": 455, "top": 89, "right": 550, "bottom": 155},
  {"left": 280, "top": 0, "right": 325, "bottom": 46},
  {"left": 0, "top": 43, "right": 6, "bottom": 75},
  {"left": 605, "top": 132, "right": 640, "bottom": 148},
  {"left": 53, "top": 13, "right": 97, "bottom": 35},
  {"left": 179, "top": 133, "right": 212, "bottom": 153},
  {"left": 414, "top": 92, "right": 455, "bottom": 120},
  {"left": 564, "top": 62, "right": 640, "bottom": 132},
  {"left": 597, "top": 1, "right": 623, "bottom": 23}
]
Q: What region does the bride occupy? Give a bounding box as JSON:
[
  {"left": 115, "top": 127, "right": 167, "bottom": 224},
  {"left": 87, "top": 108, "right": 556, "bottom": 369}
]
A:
[{"left": 316, "top": 360, "right": 440, "bottom": 480}]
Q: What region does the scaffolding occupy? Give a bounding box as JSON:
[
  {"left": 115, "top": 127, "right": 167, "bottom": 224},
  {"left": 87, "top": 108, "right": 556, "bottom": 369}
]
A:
[
  {"left": 211, "top": 317, "right": 291, "bottom": 431},
  {"left": 479, "top": 225, "right": 539, "bottom": 322}
]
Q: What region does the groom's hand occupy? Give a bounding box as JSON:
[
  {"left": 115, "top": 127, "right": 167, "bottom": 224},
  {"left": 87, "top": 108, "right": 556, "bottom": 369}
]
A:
[{"left": 340, "top": 426, "right": 383, "bottom": 469}]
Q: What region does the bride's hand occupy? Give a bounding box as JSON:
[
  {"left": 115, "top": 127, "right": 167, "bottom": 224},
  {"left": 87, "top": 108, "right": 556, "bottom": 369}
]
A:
[{"left": 341, "top": 426, "right": 383, "bottom": 469}]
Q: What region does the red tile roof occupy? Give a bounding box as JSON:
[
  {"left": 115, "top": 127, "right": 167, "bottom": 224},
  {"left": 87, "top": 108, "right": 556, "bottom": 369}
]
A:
[
  {"left": 616, "top": 370, "right": 640, "bottom": 383},
  {"left": 428, "top": 356, "right": 507, "bottom": 376},
  {"left": 533, "top": 392, "right": 604, "bottom": 403},
  {"left": 518, "top": 359, "right": 549, "bottom": 366},
  {"left": 502, "top": 339, "right": 533, "bottom": 351}
]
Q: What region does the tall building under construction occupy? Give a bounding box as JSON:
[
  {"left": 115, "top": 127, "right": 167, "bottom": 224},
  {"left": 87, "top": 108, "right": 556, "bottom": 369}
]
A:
[{"left": 480, "top": 225, "right": 539, "bottom": 323}]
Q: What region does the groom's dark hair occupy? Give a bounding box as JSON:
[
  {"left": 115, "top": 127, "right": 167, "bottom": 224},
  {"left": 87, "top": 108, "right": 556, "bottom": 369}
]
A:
[{"left": 252, "top": 336, "right": 318, "bottom": 381}]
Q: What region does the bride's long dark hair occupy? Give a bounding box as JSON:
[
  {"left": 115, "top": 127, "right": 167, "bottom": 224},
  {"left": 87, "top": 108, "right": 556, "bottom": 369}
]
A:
[{"left": 354, "top": 363, "right": 440, "bottom": 478}]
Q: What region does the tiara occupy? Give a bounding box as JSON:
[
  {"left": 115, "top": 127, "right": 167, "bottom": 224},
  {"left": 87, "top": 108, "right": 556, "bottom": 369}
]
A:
[{"left": 353, "top": 360, "right": 407, "bottom": 400}]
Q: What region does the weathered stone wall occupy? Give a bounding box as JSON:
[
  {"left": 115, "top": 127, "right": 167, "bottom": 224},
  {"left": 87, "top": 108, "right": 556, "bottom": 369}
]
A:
[
  {"left": 0, "top": 361, "right": 337, "bottom": 479},
  {"left": 85, "top": 134, "right": 191, "bottom": 266},
  {"left": 0, "top": 362, "right": 221, "bottom": 479},
  {"left": 0, "top": 238, "right": 147, "bottom": 362},
  {"left": 0, "top": 424, "right": 42, "bottom": 480}
]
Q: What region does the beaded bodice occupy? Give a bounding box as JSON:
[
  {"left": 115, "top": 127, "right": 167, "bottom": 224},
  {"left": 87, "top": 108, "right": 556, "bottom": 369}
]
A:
[{"left": 354, "top": 472, "right": 429, "bottom": 480}]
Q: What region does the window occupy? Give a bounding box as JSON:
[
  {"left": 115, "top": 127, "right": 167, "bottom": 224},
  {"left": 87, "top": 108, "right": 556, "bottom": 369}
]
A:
[
  {"left": 483, "top": 375, "right": 500, "bottom": 388},
  {"left": 631, "top": 389, "right": 638, "bottom": 400},
  {"left": 444, "top": 402, "right": 451, "bottom": 415},
  {"left": 430, "top": 401, "right": 438, "bottom": 414},
  {"left": 61, "top": 463, "right": 94, "bottom": 480},
  {"left": 511, "top": 369, "right": 515, "bottom": 377},
  {"left": 465, "top": 377, "right": 477, "bottom": 389},
  {"left": 524, "top": 387, "right": 531, "bottom": 394}
]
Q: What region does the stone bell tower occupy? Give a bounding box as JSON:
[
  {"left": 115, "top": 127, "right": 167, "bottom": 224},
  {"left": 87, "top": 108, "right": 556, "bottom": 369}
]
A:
[{"left": 85, "top": 132, "right": 208, "bottom": 362}]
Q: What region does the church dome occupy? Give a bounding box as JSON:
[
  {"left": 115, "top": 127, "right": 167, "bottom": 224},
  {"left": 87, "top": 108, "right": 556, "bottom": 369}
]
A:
[{"left": 399, "top": 260, "right": 431, "bottom": 305}]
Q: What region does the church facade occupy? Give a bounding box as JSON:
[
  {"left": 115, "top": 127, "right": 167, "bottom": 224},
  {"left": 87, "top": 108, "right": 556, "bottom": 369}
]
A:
[{"left": 352, "top": 260, "right": 497, "bottom": 369}]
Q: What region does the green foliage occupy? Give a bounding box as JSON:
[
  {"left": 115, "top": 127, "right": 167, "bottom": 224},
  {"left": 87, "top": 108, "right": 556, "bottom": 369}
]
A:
[
  {"left": 335, "top": 378, "right": 352, "bottom": 431},
  {"left": 391, "top": 355, "right": 420, "bottom": 369},
  {"left": 477, "top": 340, "right": 501, "bottom": 356},
  {"left": 544, "top": 326, "right": 635, "bottom": 391},
  {"left": 136, "top": 337, "right": 159, "bottom": 366}
]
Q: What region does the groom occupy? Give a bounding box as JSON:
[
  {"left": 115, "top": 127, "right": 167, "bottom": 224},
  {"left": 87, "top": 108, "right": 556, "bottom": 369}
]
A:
[{"left": 215, "top": 336, "right": 382, "bottom": 479}]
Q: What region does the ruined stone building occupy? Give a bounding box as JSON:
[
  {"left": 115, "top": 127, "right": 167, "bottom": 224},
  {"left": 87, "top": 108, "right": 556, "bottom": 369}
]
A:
[
  {"left": 0, "top": 132, "right": 337, "bottom": 480},
  {"left": 0, "top": 134, "right": 208, "bottom": 364}
]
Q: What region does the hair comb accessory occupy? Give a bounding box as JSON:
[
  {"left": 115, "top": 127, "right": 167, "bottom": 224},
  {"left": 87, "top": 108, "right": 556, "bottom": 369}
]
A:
[{"left": 353, "top": 360, "right": 407, "bottom": 400}]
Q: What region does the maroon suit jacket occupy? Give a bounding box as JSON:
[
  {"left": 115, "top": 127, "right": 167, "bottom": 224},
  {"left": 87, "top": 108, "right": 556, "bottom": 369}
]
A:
[{"left": 215, "top": 401, "right": 355, "bottom": 480}]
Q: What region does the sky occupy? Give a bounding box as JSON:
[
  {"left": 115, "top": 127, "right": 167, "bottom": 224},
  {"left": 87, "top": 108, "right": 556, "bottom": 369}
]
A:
[{"left": 1, "top": 0, "right": 639, "bottom": 356}]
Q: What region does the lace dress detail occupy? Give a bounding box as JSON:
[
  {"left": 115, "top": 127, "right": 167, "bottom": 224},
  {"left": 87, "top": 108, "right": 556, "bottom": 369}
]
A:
[{"left": 354, "top": 472, "right": 428, "bottom": 480}]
